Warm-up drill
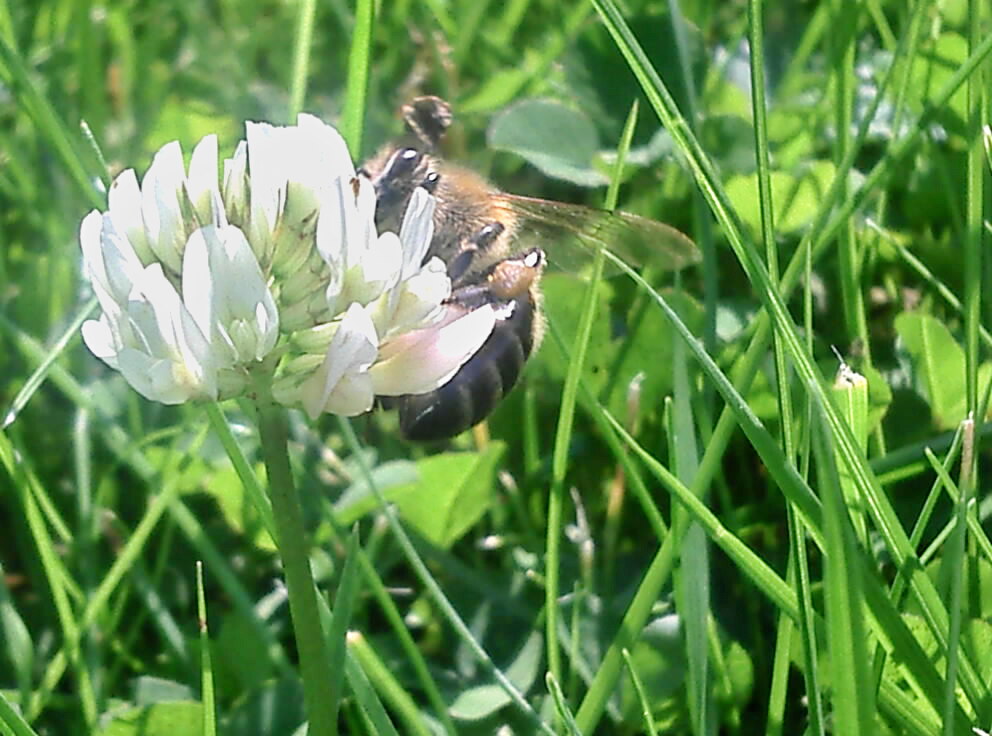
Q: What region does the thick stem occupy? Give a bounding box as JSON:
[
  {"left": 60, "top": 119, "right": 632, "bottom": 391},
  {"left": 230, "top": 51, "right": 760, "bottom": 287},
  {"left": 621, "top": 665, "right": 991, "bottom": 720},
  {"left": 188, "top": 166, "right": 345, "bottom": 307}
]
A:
[{"left": 257, "top": 402, "right": 336, "bottom": 736}]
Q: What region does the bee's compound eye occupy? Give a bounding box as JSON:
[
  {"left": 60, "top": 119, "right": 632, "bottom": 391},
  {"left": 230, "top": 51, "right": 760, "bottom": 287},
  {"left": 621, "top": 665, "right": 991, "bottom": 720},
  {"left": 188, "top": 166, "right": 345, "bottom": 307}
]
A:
[
  {"left": 389, "top": 147, "right": 422, "bottom": 174},
  {"left": 422, "top": 171, "right": 441, "bottom": 193},
  {"left": 473, "top": 222, "right": 505, "bottom": 248}
]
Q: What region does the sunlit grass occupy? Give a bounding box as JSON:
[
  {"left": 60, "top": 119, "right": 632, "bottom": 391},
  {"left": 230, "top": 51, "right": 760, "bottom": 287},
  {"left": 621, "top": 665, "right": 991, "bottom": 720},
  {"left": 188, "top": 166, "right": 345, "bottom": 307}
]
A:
[{"left": 1, "top": 0, "right": 991, "bottom": 734}]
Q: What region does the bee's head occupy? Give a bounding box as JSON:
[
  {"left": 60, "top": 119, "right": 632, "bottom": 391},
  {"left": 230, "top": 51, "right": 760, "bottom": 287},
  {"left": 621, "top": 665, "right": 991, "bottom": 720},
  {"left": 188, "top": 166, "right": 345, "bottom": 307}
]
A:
[{"left": 358, "top": 145, "right": 435, "bottom": 231}]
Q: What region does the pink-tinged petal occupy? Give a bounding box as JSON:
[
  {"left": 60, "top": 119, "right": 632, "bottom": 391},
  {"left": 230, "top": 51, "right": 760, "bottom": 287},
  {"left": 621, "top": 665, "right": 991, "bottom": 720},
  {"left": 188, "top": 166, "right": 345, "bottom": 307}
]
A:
[
  {"left": 370, "top": 304, "right": 496, "bottom": 396},
  {"left": 299, "top": 303, "right": 378, "bottom": 419}
]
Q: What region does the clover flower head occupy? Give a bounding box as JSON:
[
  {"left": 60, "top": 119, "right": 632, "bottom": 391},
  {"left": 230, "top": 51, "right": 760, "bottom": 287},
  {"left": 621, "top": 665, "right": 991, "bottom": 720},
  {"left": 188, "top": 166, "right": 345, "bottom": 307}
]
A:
[{"left": 79, "top": 115, "right": 495, "bottom": 416}]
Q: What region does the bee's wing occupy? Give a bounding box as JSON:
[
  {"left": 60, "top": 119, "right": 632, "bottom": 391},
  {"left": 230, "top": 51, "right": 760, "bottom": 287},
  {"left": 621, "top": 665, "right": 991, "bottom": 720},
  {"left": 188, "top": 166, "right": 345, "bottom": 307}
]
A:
[{"left": 492, "top": 194, "right": 700, "bottom": 274}]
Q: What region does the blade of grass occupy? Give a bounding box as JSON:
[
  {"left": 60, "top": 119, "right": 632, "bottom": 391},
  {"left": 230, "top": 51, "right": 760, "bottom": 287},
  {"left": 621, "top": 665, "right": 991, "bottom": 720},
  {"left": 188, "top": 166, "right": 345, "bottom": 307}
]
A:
[
  {"left": 811, "top": 391, "right": 873, "bottom": 736},
  {"left": 339, "top": 0, "right": 374, "bottom": 157},
  {"left": 347, "top": 633, "right": 433, "bottom": 736},
  {"left": 320, "top": 508, "right": 458, "bottom": 736},
  {"left": 5, "top": 319, "right": 292, "bottom": 680},
  {"left": 0, "top": 690, "right": 39, "bottom": 736},
  {"left": 545, "top": 673, "right": 582, "bottom": 736},
  {"left": 544, "top": 88, "right": 633, "bottom": 697},
  {"left": 604, "top": 400, "right": 975, "bottom": 730},
  {"left": 621, "top": 648, "right": 659, "bottom": 736},
  {"left": 0, "top": 431, "right": 96, "bottom": 725},
  {"left": 341, "top": 637, "right": 403, "bottom": 736},
  {"left": 589, "top": 0, "right": 990, "bottom": 710},
  {"left": 0, "top": 563, "right": 34, "bottom": 709},
  {"left": 205, "top": 403, "right": 276, "bottom": 539},
  {"left": 936, "top": 419, "right": 972, "bottom": 736},
  {"left": 327, "top": 527, "right": 362, "bottom": 728},
  {"left": 0, "top": 35, "right": 102, "bottom": 207},
  {"left": 196, "top": 561, "right": 217, "bottom": 736},
  {"left": 336, "top": 416, "right": 556, "bottom": 736},
  {"left": 287, "top": 0, "right": 316, "bottom": 120}
]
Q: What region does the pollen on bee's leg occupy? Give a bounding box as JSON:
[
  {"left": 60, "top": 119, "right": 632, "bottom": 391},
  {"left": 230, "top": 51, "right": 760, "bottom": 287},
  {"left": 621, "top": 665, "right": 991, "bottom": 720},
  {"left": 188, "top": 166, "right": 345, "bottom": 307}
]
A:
[{"left": 489, "top": 248, "right": 545, "bottom": 299}]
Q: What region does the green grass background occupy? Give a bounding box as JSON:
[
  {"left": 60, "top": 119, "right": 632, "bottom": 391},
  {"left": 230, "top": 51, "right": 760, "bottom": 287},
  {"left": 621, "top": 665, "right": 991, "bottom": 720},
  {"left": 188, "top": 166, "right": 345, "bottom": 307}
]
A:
[{"left": 2, "top": 0, "right": 992, "bottom": 734}]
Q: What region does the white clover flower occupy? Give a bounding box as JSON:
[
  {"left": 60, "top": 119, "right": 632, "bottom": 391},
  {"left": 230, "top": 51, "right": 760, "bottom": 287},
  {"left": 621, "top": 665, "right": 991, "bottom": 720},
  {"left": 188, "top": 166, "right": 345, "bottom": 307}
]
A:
[{"left": 79, "top": 115, "right": 494, "bottom": 417}]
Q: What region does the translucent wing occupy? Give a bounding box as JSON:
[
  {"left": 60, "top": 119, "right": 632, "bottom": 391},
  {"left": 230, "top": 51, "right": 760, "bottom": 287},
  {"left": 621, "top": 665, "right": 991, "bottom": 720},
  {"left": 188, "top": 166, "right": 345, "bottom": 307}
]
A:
[{"left": 491, "top": 194, "right": 700, "bottom": 274}]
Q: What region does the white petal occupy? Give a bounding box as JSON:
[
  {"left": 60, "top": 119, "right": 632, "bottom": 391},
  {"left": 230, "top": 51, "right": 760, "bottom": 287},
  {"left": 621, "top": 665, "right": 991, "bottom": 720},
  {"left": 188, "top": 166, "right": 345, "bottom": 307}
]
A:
[
  {"left": 397, "top": 187, "right": 436, "bottom": 280},
  {"left": 141, "top": 141, "right": 187, "bottom": 272},
  {"left": 186, "top": 134, "right": 220, "bottom": 224},
  {"left": 370, "top": 304, "right": 496, "bottom": 396},
  {"left": 298, "top": 303, "right": 378, "bottom": 419},
  {"left": 246, "top": 116, "right": 355, "bottom": 247},
  {"left": 116, "top": 347, "right": 203, "bottom": 405},
  {"left": 317, "top": 175, "right": 374, "bottom": 271},
  {"left": 368, "top": 256, "right": 449, "bottom": 337},
  {"left": 182, "top": 225, "right": 279, "bottom": 364},
  {"left": 245, "top": 121, "right": 285, "bottom": 249},
  {"left": 81, "top": 317, "right": 120, "bottom": 366},
  {"left": 222, "top": 140, "right": 250, "bottom": 226},
  {"left": 80, "top": 210, "right": 146, "bottom": 315},
  {"left": 319, "top": 177, "right": 390, "bottom": 311},
  {"left": 179, "top": 229, "right": 216, "bottom": 344},
  {"left": 295, "top": 113, "right": 356, "bottom": 188},
  {"left": 107, "top": 169, "right": 152, "bottom": 263},
  {"left": 318, "top": 371, "right": 375, "bottom": 416},
  {"left": 129, "top": 263, "right": 218, "bottom": 400}
]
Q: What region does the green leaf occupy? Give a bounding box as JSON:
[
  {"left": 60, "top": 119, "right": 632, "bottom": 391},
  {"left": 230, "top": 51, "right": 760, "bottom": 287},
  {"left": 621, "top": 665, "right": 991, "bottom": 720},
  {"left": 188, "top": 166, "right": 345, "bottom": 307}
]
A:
[
  {"left": 449, "top": 632, "right": 542, "bottom": 721},
  {"left": 725, "top": 161, "right": 838, "bottom": 236},
  {"left": 893, "top": 312, "right": 992, "bottom": 429},
  {"left": 333, "top": 460, "right": 419, "bottom": 518},
  {"left": 605, "top": 289, "right": 703, "bottom": 422},
  {"left": 620, "top": 616, "right": 686, "bottom": 722},
  {"left": 881, "top": 614, "right": 992, "bottom": 723},
  {"left": 892, "top": 32, "right": 969, "bottom": 137},
  {"left": 213, "top": 612, "right": 274, "bottom": 696},
  {"left": 448, "top": 683, "right": 511, "bottom": 721},
  {"left": 225, "top": 677, "right": 305, "bottom": 736},
  {"left": 132, "top": 677, "right": 194, "bottom": 705},
  {"left": 539, "top": 273, "right": 615, "bottom": 396},
  {"left": 95, "top": 701, "right": 204, "bottom": 736},
  {"left": 206, "top": 464, "right": 275, "bottom": 552},
  {"left": 488, "top": 98, "right": 609, "bottom": 186},
  {"left": 504, "top": 631, "right": 543, "bottom": 693},
  {"left": 336, "top": 446, "right": 504, "bottom": 549}
]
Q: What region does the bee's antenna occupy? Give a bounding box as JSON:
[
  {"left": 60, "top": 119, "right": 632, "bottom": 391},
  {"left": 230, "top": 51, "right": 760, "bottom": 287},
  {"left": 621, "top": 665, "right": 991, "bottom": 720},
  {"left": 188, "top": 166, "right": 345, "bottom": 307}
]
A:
[{"left": 402, "top": 96, "right": 452, "bottom": 151}]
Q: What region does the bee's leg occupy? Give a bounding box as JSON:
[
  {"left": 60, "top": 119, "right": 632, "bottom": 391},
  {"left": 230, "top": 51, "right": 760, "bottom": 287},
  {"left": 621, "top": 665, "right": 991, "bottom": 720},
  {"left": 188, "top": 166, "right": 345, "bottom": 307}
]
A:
[
  {"left": 397, "top": 248, "right": 546, "bottom": 442},
  {"left": 447, "top": 222, "right": 506, "bottom": 284}
]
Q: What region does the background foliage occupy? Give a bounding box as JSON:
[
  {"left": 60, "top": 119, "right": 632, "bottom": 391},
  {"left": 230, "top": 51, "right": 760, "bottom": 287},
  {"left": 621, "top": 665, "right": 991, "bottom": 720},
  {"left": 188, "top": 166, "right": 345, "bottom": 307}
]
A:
[{"left": 1, "top": 0, "right": 991, "bottom": 734}]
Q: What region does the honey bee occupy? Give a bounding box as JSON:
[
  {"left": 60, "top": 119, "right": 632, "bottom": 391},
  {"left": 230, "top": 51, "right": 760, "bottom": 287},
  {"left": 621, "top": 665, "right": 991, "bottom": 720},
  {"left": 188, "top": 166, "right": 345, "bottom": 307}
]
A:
[{"left": 358, "top": 96, "right": 698, "bottom": 442}]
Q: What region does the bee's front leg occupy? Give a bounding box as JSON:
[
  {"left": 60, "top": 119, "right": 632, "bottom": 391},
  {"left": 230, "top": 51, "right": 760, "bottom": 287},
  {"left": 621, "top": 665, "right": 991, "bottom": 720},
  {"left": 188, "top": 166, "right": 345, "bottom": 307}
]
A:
[{"left": 446, "top": 222, "right": 506, "bottom": 284}]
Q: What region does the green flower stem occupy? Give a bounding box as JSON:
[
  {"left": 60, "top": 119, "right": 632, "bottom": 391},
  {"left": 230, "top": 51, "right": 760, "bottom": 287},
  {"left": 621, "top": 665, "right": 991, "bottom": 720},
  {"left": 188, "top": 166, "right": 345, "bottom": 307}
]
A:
[{"left": 257, "top": 401, "right": 336, "bottom": 736}]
